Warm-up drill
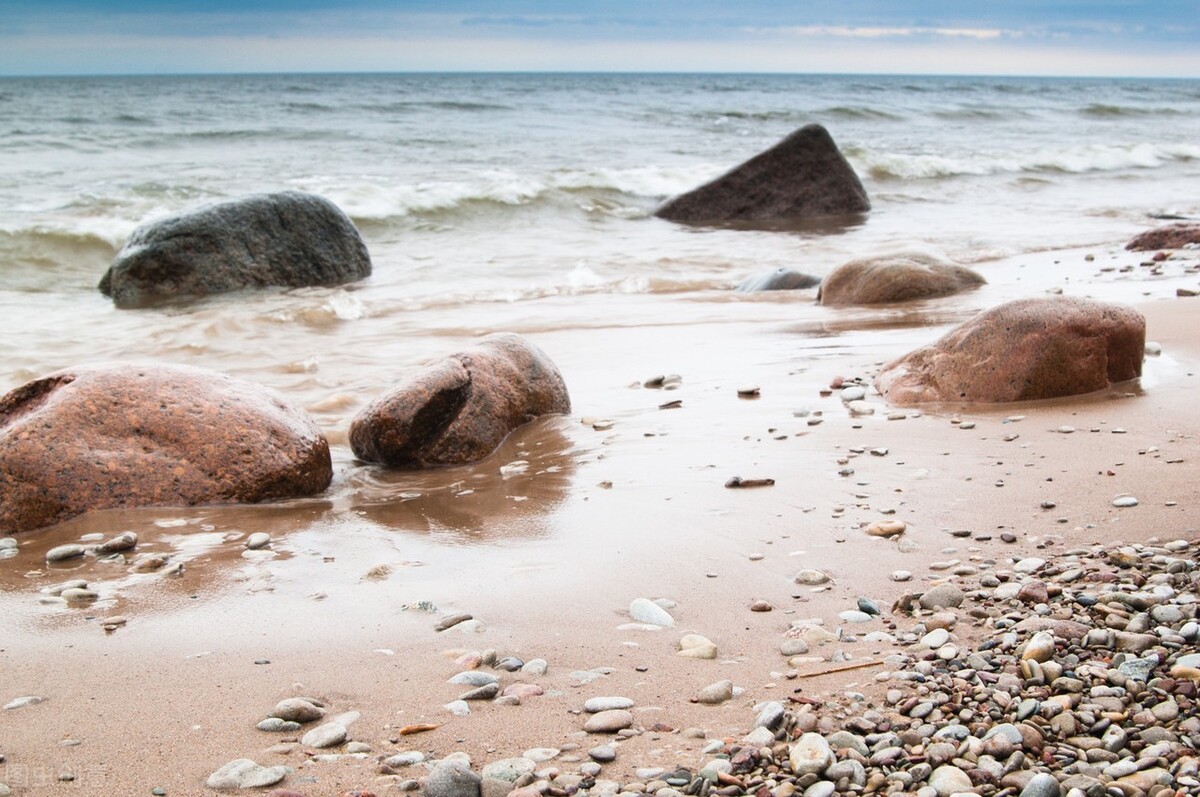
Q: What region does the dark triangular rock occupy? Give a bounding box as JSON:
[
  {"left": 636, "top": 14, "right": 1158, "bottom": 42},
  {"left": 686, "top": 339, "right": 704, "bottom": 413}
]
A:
[{"left": 655, "top": 124, "right": 869, "bottom": 226}]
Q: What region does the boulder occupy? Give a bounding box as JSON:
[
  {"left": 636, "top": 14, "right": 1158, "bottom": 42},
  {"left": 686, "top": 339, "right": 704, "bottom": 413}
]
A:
[
  {"left": 655, "top": 124, "right": 869, "bottom": 225},
  {"left": 1126, "top": 223, "right": 1200, "bottom": 251},
  {"left": 99, "top": 191, "right": 371, "bottom": 307},
  {"left": 876, "top": 297, "right": 1145, "bottom": 405},
  {"left": 735, "top": 269, "right": 821, "bottom": 292},
  {"left": 818, "top": 251, "right": 985, "bottom": 305},
  {"left": 350, "top": 333, "right": 570, "bottom": 467},
  {"left": 0, "top": 363, "right": 332, "bottom": 533}
]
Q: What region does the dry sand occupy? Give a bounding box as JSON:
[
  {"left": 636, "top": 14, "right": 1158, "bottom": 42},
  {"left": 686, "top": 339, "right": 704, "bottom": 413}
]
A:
[{"left": 1, "top": 245, "right": 1198, "bottom": 795}]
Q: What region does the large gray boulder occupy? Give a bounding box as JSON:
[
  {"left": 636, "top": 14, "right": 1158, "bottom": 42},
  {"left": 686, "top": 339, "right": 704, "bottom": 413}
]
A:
[
  {"left": 350, "top": 333, "right": 571, "bottom": 468},
  {"left": 100, "top": 191, "right": 371, "bottom": 307},
  {"left": 655, "top": 124, "right": 869, "bottom": 226}
]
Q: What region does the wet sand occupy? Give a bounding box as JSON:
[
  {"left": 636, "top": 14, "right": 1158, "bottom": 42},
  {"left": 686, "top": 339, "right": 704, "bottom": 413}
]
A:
[{"left": 1, "top": 244, "right": 1198, "bottom": 795}]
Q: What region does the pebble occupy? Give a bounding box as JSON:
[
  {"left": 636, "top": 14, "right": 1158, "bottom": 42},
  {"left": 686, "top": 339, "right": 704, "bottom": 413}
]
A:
[
  {"left": 246, "top": 532, "right": 271, "bottom": 550},
  {"left": 257, "top": 718, "right": 302, "bottom": 733},
  {"left": 695, "top": 680, "right": 733, "bottom": 705},
  {"left": 481, "top": 758, "right": 536, "bottom": 782},
  {"left": 583, "top": 710, "right": 633, "bottom": 733},
  {"left": 584, "top": 696, "right": 634, "bottom": 713},
  {"left": 435, "top": 613, "right": 474, "bottom": 632},
  {"left": 866, "top": 520, "right": 906, "bottom": 538},
  {"left": 678, "top": 634, "right": 718, "bottom": 659},
  {"left": 928, "top": 765, "right": 972, "bottom": 796},
  {"left": 840, "top": 386, "right": 866, "bottom": 401},
  {"left": 96, "top": 531, "right": 137, "bottom": 553},
  {"left": 448, "top": 671, "right": 498, "bottom": 687},
  {"left": 425, "top": 758, "right": 481, "bottom": 797},
  {"left": 271, "top": 698, "right": 325, "bottom": 723},
  {"left": 891, "top": 570, "right": 912, "bottom": 582},
  {"left": 3, "top": 696, "right": 46, "bottom": 710},
  {"left": 788, "top": 733, "right": 834, "bottom": 777},
  {"left": 205, "top": 759, "right": 289, "bottom": 790},
  {"left": 918, "top": 584, "right": 964, "bottom": 610},
  {"left": 1113, "top": 495, "right": 1139, "bottom": 507},
  {"left": 45, "top": 544, "right": 85, "bottom": 562},
  {"left": 839, "top": 610, "right": 872, "bottom": 623},
  {"left": 588, "top": 745, "right": 616, "bottom": 763},
  {"left": 794, "top": 569, "right": 831, "bottom": 585},
  {"left": 628, "top": 598, "right": 674, "bottom": 626},
  {"left": 301, "top": 721, "right": 347, "bottom": 748}
]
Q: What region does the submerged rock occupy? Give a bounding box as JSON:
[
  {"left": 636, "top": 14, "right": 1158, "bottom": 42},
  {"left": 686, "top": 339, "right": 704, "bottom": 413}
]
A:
[
  {"left": 0, "top": 363, "right": 332, "bottom": 533},
  {"left": 735, "top": 269, "right": 821, "bottom": 292},
  {"left": 100, "top": 191, "right": 371, "bottom": 307},
  {"left": 655, "top": 124, "right": 869, "bottom": 225},
  {"left": 349, "top": 333, "right": 570, "bottom": 467},
  {"left": 876, "top": 297, "right": 1145, "bottom": 404},
  {"left": 1126, "top": 223, "right": 1200, "bottom": 251},
  {"left": 818, "top": 251, "right": 985, "bottom": 305}
]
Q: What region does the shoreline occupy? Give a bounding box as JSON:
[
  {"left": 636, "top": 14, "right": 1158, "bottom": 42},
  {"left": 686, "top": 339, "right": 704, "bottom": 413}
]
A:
[{"left": 2, "top": 245, "right": 1199, "bottom": 794}]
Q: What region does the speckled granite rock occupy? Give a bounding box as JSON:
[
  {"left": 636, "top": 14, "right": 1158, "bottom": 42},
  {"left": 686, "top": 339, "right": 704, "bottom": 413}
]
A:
[{"left": 1126, "top": 223, "right": 1200, "bottom": 251}]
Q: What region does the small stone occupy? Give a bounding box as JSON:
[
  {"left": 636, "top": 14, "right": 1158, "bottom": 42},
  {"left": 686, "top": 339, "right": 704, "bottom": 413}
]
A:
[
  {"left": 584, "top": 696, "right": 634, "bottom": 713},
  {"left": 246, "top": 532, "right": 271, "bottom": 550},
  {"left": 696, "top": 680, "right": 734, "bottom": 705},
  {"left": 1112, "top": 496, "right": 1139, "bottom": 507},
  {"left": 257, "top": 718, "right": 302, "bottom": 733},
  {"left": 678, "top": 634, "right": 718, "bottom": 659},
  {"left": 271, "top": 698, "right": 325, "bottom": 723},
  {"left": 919, "top": 584, "right": 964, "bottom": 610},
  {"left": 481, "top": 758, "right": 536, "bottom": 783},
  {"left": 301, "top": 722, "right": 347, "bottom": 748},
  {"left": 588, "top": 745, "right": 617, "bottom": 763},
  {"left": 435, "top": 613, "right": 473, "bottom": 632},
  {"left": 97, "top": 531, "right": 138, "bottom": 553},
  {"left": 794, "top": 569, "right": 831, "bottom": 586},
  {"left": 1022, "top": 631, "right": 1056, "bottom": 662},
  {"left": 750, "top": 599, "right": 773, "bottom": 612},
  {"left": 1020, "top": 772, "right": 1062, "bottom": 797},
  {"left": 840, "top": 386, "right": 866, "bottom": 401},
  {"left": 205, "top": 759, "right": 289, "bottom": 790},
  {"left": 46, "top": 544, "right": 86, "bottom": 562},
  {"left": 928, "top": 765, "right": 973, "bottom": 797},
  {"left": 425, "top": 758, "right": 481, "bottom": 797},
  {"left": 788, "top": 733, "right": 834, "bottom": 777},
  {"left": 629, "top": 598, "right": 674, "bottom": 626},
  {"left": 866, "top": 519, "right": 906, "bottom": 538},
  {"left": 891, "top": 570, "right": 912, "bottom": 582},
  {"left": 459, "top": 683, "right": 500, "bottom": 701},
  {"left": 583, "top": 710, "right": 633, "bottom": 733}
]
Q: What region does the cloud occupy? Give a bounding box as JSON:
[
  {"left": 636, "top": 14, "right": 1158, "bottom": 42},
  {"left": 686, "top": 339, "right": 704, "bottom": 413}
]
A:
[{"left": 750, "top": 25, "right": 1014, "bottom": 40}]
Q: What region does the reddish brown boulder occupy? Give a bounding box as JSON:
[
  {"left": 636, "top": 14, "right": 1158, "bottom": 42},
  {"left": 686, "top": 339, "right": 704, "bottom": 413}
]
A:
[
  {"left": 876, "top": 297, "right": 1145, "bottom": 405},
  {"left": 818, "top": 252, "right": 985, "bottom": 306},
  {"left": 1126, "top": 223, "right": 1200, "bottom": 251},
  {"left": 0, "top": 364, "right": 332, "bottom": 533},
  {"left": 350, "top": 333, "right": 570, "bottom": 467},
  {"left": 654, "top": 124, "right": 869, "bottom": 225}
]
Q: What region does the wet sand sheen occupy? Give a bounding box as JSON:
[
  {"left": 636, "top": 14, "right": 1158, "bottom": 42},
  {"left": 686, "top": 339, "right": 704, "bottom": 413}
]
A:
[{"left": 1, "top": 243, "right": 1198, "bottom": 793}]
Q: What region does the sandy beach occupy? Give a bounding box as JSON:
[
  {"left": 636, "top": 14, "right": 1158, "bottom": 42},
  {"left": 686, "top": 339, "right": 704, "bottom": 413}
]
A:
[{"left": 2, "top": 237, "right": 1198, "bottom": 795}]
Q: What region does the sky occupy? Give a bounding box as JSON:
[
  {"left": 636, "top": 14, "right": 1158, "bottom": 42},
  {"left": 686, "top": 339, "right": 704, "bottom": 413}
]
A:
[{"left": 1, "top": 1, "right": 1198, "bottom": 78}]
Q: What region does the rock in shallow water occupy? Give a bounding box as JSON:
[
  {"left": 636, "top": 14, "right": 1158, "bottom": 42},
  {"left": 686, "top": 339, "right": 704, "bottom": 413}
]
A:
[
  {"left": 818, "top": 250, "right": 985, "bottom": 306},
  {"left": 349, "top": 333, "right": 570, "bottom": 468}
]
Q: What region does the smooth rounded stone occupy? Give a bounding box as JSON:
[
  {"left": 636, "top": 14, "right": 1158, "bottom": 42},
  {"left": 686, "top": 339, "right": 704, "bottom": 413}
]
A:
[
  {"left": 742, "top": 726, "right": 776, "bottom": 747},
  {"left": 840, "top": 610, "right": 873, "bottom": 623},
  {"left": 867, "top": 519, "right": 906, "bottom": 538},
  {"left": 523, "top": 748, "right": 559, "bottom": 764},
  {"left": 928, "top": 765, "right": 973, "bottom": 797},
  {"left": 677, "top": 634, "right": 717, "bottom": 659},
  {"left": 588, "top": 745, "right": 617, "bottom": 763},
  {"left": 0, "top": 784, "right": 9, "bottom": 797},
  {"left": 206, "top": 758, "right": 290, "bottom": 790},
  {"left": 482, "top": 758, "right": 536, "bottom": 783},
  {"left": 502, "top": 684, "right": 544, "bottom": 701},
  {"left": 654, "top": 123, "right": 870, "bottom": 225},
  {"left": 386, "top": 752, "right": 427, "bottom": 768},
  {"left": 459, "top": 683, "right": 500, "bottom": 701},
  {"left": 96, "top": 531, "right": 137, "bottom": 553},
  {"left": 0, "top": 363, "right": 332, "bottom": 533},
  {"left": 695, "top": 680, "right": 734, "bottom": 705},
  {"left": 699, "top": 759, "right": 733, "bottom": 782},
  {"left": 45, "top": 544, "right": 85, "bottom": 562},
  {"left": 863, "top": 631, "right": 896, "bottom": 643},
  {"left": 349, "top": 333, "right": 570, "bottom": 468},
  {"left": 755, "top": 700, "right": 786, "bottom": 730},
  {"left": 736, "top": 268, "right": 821, "bottom": 292},
  {"left": 1017, "top": 773, "right": 1062, "bottom": 797},
  {"left": 819, "top": 250, "right": 985, "bottom": 306},
  {"left": 789, "top": 733, "right": 835, "bottom": 777},
  {"left": 1014, "top": 557, "right": 1047, "bottom": 574},
  {"left": 520, "top": 659, "right": 548, "bottom": 676},
  {"left": 825, "top": 731, "right": 869, "bottom": 757},
  {"left": 840, "top": 386, "right": 867, "bottom": 401},
  {"left": 921, "top": 628, "right": 951, "bottom": 649},
  {"left": 781, "top": 639, "right": 810, "bottom": 656},
  {"left": 794, "top": 569, "right": 831, "bottom": 586},
  {"left": 425, "top": 759, "right": 482, "bottom": 797},
  {"left": 444, "top": 700, "right": 471, "bottom": 717},
  {"left": 847, "top": 400, "right": 875, "bottom": 415},
  {"left": 300, "top": 722, "right": 346, "bottom": 748},
  {"left": 245, "top": 532, "right": 271, "bottom": 550},
  {"left": 272, "top": 698, "right": 325, "bottom": 723},
  {"left": 584, "top": 696, "right": 634, "bottom": 713},
  {"left": 449, "top": 671, "right": 498, "bottom": 687},
  {"left": 920, "top": 584, "right": 965, "bottom": 610},
  {"left": 875, "top": 297, "right": 1145, "bottom": 404},
  {"left": 61, "top": 587, "right": 98, "bottom": 602},
  {"left": 257, "top": 718, "right": 302, "bottom": 733},
  {"left": 892, "top": 570, "right": 913, "bottom": 582},
  {"left": 494, "top": 656, "right": 524, "bottom": 672},
  {"left": 0, "top": 537, "right": 16, "bottom": 550},
  {"left": 584, "top": 710, "right": 633, "bottom": 734},
  {"left": 100, "top": 191, "right": 370, "bottom": 306},
  {"left": 629, "top": 598, "right": 674, "bottom": 626},
  {"left": 803, "top": 782, "right": 836, "bottom": 797},
  {"left": 1112, "top": 496, "right": 1139, "bottom": 507}
]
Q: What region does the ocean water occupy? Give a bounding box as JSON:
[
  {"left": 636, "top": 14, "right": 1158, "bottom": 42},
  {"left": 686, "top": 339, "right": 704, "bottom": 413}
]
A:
[{"left": 0, "top": 72, "right": 1198, "bottom": 504}]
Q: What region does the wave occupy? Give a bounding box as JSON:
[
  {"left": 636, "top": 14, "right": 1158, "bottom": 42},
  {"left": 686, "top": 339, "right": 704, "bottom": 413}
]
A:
[
  {"left": 849, "top": 142, "right": 1200, "bottom": 181},
  {"left": 113, "top": 113, "right": 155, "bottom": 126},
  {"left": 1078, "top": 103, "right": 1187, "bottom": 118},
  {"left": 819, "top": 106, "right": 905, "bottom": 121},
  {"left": 368, "top": 100, "right": 514, "bottom": 114},
  {"left": 932, "top": 108, "right": 1018, "bottom": 121}
]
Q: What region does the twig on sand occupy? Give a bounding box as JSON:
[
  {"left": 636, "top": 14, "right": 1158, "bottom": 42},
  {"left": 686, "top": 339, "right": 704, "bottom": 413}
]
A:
[{"left": 796, "top": 659, "right": 885, "bottom": 679}]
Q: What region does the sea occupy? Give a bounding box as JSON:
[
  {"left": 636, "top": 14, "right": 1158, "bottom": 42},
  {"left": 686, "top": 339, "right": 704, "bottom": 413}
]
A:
[{"left": 0, "top": 72, "right": 1198, "bottom": 540}]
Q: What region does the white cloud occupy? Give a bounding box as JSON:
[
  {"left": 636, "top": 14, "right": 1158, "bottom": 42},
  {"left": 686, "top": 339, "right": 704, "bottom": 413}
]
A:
[{"left": 748, "top": 25, "right": 1015, "bottom": 41}]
